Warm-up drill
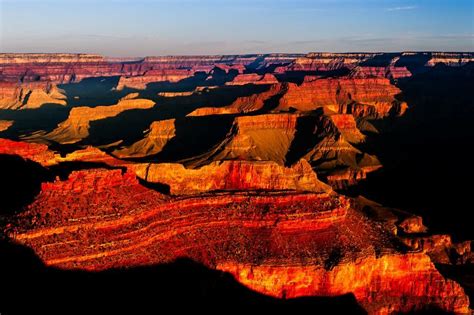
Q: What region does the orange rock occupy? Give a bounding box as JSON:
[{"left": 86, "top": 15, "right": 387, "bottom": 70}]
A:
[
  {"left": 0, "top": 81, "right": 66, "bottom": 109},
  {"left": 225, "top": 73, "right": 278, "bottom": 85},
  {"left": 0, "top": 138, "right": 56, "bottom": 165},
  {"left": 132, "top": 159, "right": 332, "bottom": 195},
  {"left": 219, "top": 253, "right": 469, "bottom": 314},
  {"left": 278, "top": 78, "right": 400, "bottom": 117}
]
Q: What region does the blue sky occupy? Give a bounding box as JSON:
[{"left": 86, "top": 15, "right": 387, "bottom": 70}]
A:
[{"left": 1, "top": 0, "right": 473, "bottom": 56}]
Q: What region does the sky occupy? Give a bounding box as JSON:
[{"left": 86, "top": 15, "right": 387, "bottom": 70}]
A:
[{"left": 0, "top": 0, "right": 473, "bottom": 56}]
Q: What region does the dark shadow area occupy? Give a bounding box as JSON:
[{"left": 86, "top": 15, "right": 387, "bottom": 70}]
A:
[
  {"left": 58, "top": 76, "right": 135, "bottom": 107},
  {"left": 137, "top": 177, "right": 171, "bottom": 195},
  {"left": 275, "top": 69, "right": 351, "bottom": 85},
  {"left": 154, "top": 115, "right": 235, "bottom": 161},
  {"left": 0, "top": 239, "right": 367, "bottom": 314},
  {"left": 360, "top": 53, "right": 400, "bottom": 67},
  {"left": 86, "top": 84, "right": 270, "bottom": 147},
  {"left": 0, "top": 155, "right": 52, "bottom": 215},
  {"left": 0, "top": 104, "right": 70, "bottom": 139},
  {"left": 344, "top": 63, "right": 474, "bottom": 241},
  {"left": 252, "top": 89, "right": 285, "bottom": 114},
  {"left": 285, "top": 112, "right": 322, "bottom": 166},
  {"left": 394, "top": 53, "right": 432, "bottom": 74},
  {"left": 140, "top": 68, "right": 238, "bottom": 99}
]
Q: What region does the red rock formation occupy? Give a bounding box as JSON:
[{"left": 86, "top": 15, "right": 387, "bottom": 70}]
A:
[
  {"left": 131, "top": 159, "right": 332, "bottom": 195},
  {"left": 220, "top": 253, "right": 469, "bottom": 314},
  {"left": 225, "top": 73, "right": 278, "bottom": 85},
  {"left": 0, "top": 138, "right": 56, "bottom": 165},
  {"left": 1, "top": 52, "right": 472, "bottom": 313},
  {"left": 6, "top": 168, "right": 468, "bottom": 314},
  {"left": 0, "top": 53, "right": 294, "bottom": 85},
  {"left": 350, "top": 66, "right": 412, "bottom": 80},
  {"left": 115, "top": 69, "right": 194, "bottom": 90},
  {"left": 278, "top": 77, "right": 401, "bottom": 117},
  {"left": 328, "top": 114, "right": 365, "bottom": 144},
  {"left": 285, "top": 52, "right": 378, "bottom": 72}
]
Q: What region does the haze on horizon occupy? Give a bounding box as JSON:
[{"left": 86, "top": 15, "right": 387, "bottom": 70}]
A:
[{"left": 1, "top": 0, "right": 473, "bottom": 57}]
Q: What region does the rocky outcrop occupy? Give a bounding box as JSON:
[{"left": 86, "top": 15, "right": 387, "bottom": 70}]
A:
[
  {"left": 6, "top": 169, "right": 468, "bottom": 314},
  {"left": 131, "top": 159, "right": 332, "bottom": 195},
  {"left": 278, "top": 77, "right": 401, "bottom": 117},
  {"left": 0, "top": 120, "right": 13, "bottom": 132},
  {"left": 225, "top": 73, "right": 278, "bottom": 85},
  {"left": 113, "top": 119, "right": 176, "bottom": 158},
  {"left": 1, "top": 52, "right": 472, "bottom": 313},
  {"left": 0, "top": 82, "right": 66, "bottom": 109},
  {"left": 292, "top": 114, "right": 380, "bottom": 186},
  {"left": 285, "top": 53, "right": 378, "bottom": 72},
  {"left": 350, "top": 66, "right": 412, "bottom": 80},
  {"left": 188, "top": 84, "right": 283, "bottom": 116},
  {"left": 115, "top": 69, "right": 194, "bottom": 90},
  {"left": 46, "top": 97, "right": 155, "bottom": 144},
  {"left": 354, "top": 196, "right": 473, "bottom": 265},
  {"left": 190, "top": 113, "right": 298, "bottom": 166},
  {"left": 0, "top": 53, "right": 297, "bottom": 85},
  {"left": 0, "top": 138, "right": 56, "bottom": 165},
  {"left": 426, "top": 52, "right": 474, "bottom": 67},
  {"left": 220, "top": 253, "right": 469, "bottom": 314},
  {"left": 328, "top": 114, "right": 365, "bottom": 144}
]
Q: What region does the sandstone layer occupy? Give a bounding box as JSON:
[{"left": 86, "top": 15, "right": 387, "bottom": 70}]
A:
[
  {"left": 131, "top": 159, "right": 332, "bottom": 195},
  {"left": 278, "top": 78, "right": 402, "bottom": 117},
  {"left": 0, "top": 52, "right": 472, "bottom": 313}
]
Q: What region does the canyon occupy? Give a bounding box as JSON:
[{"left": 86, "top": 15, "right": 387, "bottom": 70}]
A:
[{"left": 0, "top": 52, "right": 473, "bottom": 313}]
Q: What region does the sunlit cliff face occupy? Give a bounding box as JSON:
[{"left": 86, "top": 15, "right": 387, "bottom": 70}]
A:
[{"left": 1, "top": 52, "right": 473, "bottom": 313}]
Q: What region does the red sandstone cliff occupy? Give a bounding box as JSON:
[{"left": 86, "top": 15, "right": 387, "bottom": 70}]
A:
[
  {"left": 4, "top": 167, "right": 468, "bottom": 314},
  {"left": 278, "top": 77, "right": 402, "bottom": 117},
  {"left": 225, "top": 73, "right": 278, "bottom": 85},
  {"left": 131, "top": 159, "right": 332, "bottom": 195}
]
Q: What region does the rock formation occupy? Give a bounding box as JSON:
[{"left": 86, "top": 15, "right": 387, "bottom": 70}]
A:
[
  {"left": 131, "top": 159, "right": 332, "bottom": 195},
  {"left": 115, "top": 69, "right": 194, "bottom": 90},
  {"left": 225, "top": 73, "right": 278, "bottom": 85},
  {"left": 46, "top": 97, "right": 155, "bottom": 144},
  {"left": 0, "top": 82, "right": 66, "bottom": 109},
  {"left": 188, "top": 84, "right": 283, "bottom": 116},
  {"left": 5, "top": 165, "right": 468, "bottom": 314},
  {"left": 285, "top": 52, "right": 378, "bottom": 72},
  {"left": 278, "top": 77, "right": 401, "bottom": 117},
  {"left": 0, "top": 52, "right": 472, "bottom": 313},
  {"left": 113, "top": 119, "right": 176, "bottom": 158},
  {"left": 190, "top": 113, "right": 298, "bottom": 166},
  {"left": 426, "top": 52, "right": 474, "bottom": 67}
]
